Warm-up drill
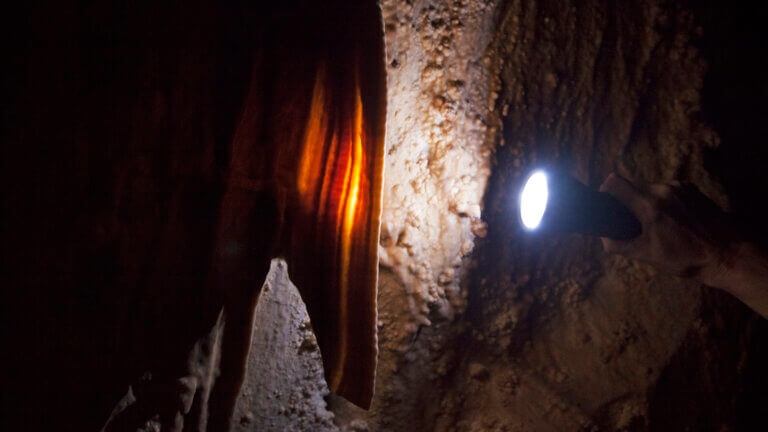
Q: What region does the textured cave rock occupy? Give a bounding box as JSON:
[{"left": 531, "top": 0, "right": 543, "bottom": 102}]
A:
[
  {"left": 235, "top": 1, "right": 768, "bottom": 431},
  {"left": 4, "top": 1, "right": 768, "bottom": 431}
]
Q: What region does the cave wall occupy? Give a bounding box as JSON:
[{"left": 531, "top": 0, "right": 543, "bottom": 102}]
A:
[
  {"left": 3, "top": 0, "right": 768, "bottom": 431},
  {"left": 3, "top": 1, "right": 383, "bottom": 430},
  {"left": 3, "top": 2, "right": 264, "bottom": 429},
  {"left": 237, "top": 1, "right": 768, "bottom": 431}
]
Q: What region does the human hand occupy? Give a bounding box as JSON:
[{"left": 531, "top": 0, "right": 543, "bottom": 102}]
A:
[{"left": 599, "top": 173, "right": 737, "bottom": 285}]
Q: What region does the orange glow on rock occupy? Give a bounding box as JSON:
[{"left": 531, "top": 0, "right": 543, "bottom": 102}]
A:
[
  {"left": 288, "top": 58, "right": 382, "bottom": 407},
  {"left": 296, "top": 69, "right": 329, "bottom": 212}
]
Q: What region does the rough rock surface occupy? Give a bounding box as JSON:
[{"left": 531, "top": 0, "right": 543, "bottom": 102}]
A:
[
  {"left": 233, "top": 260, "right": 336, "bottom": 432},
  {"left": 377, "top": 0, "right": 499, "bottom": 323},
  {"left": 238, "top": 1, "right": 768, "bottom": 431}
]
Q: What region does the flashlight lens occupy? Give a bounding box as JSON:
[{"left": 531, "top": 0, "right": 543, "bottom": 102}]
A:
[{"left": 520, "top": 171, "right": 548, "bottom": 230}]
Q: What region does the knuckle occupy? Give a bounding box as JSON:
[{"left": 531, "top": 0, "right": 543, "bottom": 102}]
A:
[
  {"left": 657, "top": 185, "right": 674, "bottom": 200},
  {"left": 647, "top": 184, "right": 673, "bottom": 201}
]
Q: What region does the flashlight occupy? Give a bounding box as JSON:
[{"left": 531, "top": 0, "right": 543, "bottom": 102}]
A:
[{"left": 519, "top": 168, "right": 642, "bottom": 240}]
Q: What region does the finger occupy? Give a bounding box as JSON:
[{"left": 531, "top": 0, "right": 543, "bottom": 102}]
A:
[
  {"left": 644, "top": 183, "right": 677, "bottom": 201},
  {"left": 600, "top": 173, "right": 651, "bottom": 219}
]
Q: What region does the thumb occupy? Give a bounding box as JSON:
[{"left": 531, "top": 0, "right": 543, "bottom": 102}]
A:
[
  {"left": 600, "top": 173, "right": 651, "bottom": 221},
  {"left": 600, "top": 173, "right": 647, "bottom": 256}
]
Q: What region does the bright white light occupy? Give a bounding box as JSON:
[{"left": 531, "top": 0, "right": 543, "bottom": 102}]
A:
[{"left": 520, "top": 170, "right": 549, "bottom": 230}]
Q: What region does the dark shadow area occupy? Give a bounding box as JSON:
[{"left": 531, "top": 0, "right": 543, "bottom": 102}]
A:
[{"left": 648, "top": 3, "right": 768, "bottom": 431}]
